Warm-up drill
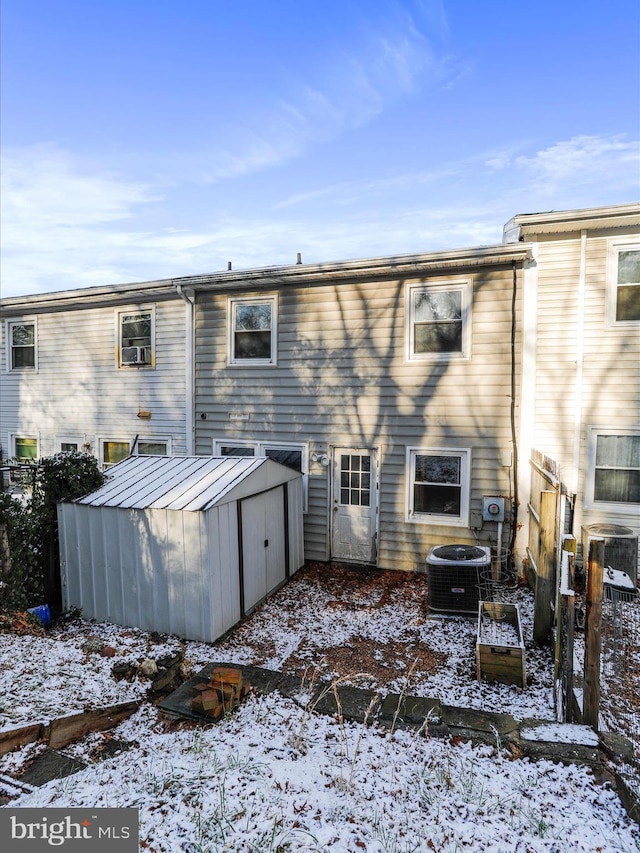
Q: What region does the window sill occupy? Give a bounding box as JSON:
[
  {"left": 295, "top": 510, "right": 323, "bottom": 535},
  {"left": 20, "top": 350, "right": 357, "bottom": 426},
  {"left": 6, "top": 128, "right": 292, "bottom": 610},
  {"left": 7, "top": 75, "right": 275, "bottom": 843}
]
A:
[{"left": 405, "top": 513, "right": 468, "bottom": 527}]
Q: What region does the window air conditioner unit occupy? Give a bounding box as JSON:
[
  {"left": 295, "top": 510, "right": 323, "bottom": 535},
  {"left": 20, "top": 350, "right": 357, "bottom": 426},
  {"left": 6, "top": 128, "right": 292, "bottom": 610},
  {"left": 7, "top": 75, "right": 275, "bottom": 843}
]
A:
[{"left": 121, "top": 346, "right": 151, "bottom": 365}]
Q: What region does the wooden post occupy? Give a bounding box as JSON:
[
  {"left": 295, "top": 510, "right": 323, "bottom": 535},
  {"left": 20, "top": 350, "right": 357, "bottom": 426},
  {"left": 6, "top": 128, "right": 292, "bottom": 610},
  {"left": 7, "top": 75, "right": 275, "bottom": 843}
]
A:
[
  {"left": 555, "top": 536, "right": 576, "bottom": 684},
  {"left": 584, "top": 537, "right": 604, "bottom": 731},
  {"left": 533, "top": 490, "right": 556, "bottom": 645}
]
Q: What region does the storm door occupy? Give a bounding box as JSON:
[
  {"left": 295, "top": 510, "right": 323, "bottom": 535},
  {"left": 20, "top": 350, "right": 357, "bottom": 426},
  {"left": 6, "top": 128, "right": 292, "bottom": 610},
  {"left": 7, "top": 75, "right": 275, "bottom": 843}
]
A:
[{"left": 331, "top": 448, "right": 378, "bottom": 563}]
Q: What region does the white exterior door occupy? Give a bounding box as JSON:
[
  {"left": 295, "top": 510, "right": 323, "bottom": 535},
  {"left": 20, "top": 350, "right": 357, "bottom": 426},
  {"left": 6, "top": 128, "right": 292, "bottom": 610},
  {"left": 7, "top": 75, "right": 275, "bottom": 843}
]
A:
[{"left": 331, "top": 448, "right": 378, "bottom": 563}]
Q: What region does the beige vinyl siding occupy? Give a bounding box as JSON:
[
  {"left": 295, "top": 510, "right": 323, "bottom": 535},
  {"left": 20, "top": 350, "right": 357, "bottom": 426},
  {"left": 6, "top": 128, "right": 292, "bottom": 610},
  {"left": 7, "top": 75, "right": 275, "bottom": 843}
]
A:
[
  {"left": 530, "top": 227, "right": 640, "bottom": 575},
  {"left": 531, "top": 237, "right": 582, "bottom": 479},
  {"left": 579, "top": 235, "right": 640, "bottom": 561},
  {"left": 195, "top": 265, "right": 522, "bottom": 570},
  {"left": 0, "top": 299, "right": 188, "bottom": 462}
]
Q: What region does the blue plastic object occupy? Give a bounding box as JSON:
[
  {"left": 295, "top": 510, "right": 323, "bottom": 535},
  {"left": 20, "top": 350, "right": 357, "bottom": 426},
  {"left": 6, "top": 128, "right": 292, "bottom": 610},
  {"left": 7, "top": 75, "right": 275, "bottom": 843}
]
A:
[{"left": 27, "top": 604, "right": 51, "bottom": 627}]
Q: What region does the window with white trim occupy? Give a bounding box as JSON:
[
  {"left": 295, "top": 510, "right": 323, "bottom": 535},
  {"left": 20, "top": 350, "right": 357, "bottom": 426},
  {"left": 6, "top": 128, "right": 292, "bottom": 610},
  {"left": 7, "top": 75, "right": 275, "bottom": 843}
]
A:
[
  {"left": 407, "top": 281, "right": 471, "bottom": 360},
  {"left": 406, "top": 447, "right": 470, "bottom": 525},
  {"left": 7, "top": 320, "right": 37, "bottom": 370},
  {"left": 587, "top": 429, "right": 640, "bottom": 509},
  {"left": 136, "top": 439, "right": 169, "bottom": 456},
  {"left": 116, "top": 307, "right": 155, "bottom": 368},
  {"left": 214, "top": 438, "right": 308, "bottom": 509},
  {"left": 228, "top": 296, "right": 277, "bottom": 365},
  {"left": 217, "top": 442, "right": 255, "bottom": 457},
  {"left": 57, "top": 436, "right": 80, "bottom": 453},
  {"left": 607, "top": 241, "right": 640, "bottom": 324},
  {"left": 11, "top": 435, "right": 39, "bottom": 461},
  {"left": 100, "top": 439, "right": 130, "bottom": 468},
  {"left": 100, "top": 436, "right": 170, "bottom": 467}
]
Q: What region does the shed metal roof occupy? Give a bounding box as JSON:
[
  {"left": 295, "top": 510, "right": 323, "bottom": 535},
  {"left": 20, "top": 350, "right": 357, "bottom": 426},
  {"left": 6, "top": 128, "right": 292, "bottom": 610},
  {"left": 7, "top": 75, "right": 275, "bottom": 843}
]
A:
[{"left": 74, "top": 455, "right": 300, "bottom": 511}]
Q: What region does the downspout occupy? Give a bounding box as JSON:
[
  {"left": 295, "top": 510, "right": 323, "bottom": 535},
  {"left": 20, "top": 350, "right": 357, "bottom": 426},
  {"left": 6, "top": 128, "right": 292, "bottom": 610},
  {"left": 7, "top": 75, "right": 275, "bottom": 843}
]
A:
[
  {"left": 571, "top": 231, "right": 588, "bottom": 498},
  {"left": 176, "top": 284, "right": 195, "bottom": 455},
  {"left": 508, "top": 262, "right": 520, "bottom": 572},
  {"left": 515, "top": 246, "right": 538, "bottom": 576}
]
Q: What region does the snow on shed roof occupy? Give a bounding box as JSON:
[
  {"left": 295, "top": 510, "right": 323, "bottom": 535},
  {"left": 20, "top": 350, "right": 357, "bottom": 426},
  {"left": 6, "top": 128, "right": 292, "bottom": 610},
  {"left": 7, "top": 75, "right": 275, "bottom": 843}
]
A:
[{"left": 74, "top": 455, "right": 300, "bottom": 511}]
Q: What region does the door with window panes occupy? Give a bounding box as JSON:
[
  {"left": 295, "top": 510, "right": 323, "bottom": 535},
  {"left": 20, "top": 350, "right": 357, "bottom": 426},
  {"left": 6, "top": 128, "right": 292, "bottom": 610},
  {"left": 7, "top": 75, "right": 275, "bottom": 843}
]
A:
[{"left": 331, "top": 448, "right": 378, "bottom": 563}]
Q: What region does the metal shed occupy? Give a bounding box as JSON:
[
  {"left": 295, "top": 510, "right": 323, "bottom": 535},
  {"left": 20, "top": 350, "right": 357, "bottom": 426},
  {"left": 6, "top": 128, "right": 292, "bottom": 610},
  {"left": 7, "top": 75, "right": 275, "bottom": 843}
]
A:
[{"left": 57, "top": 455, "right": 305, "bottom": 642}]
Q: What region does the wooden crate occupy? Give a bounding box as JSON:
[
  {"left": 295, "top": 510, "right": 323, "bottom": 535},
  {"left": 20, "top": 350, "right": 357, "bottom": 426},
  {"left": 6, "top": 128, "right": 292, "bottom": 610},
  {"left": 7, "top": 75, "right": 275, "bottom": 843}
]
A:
[{"left": 476, "top": 601, "right": 526, "bottom": 688}]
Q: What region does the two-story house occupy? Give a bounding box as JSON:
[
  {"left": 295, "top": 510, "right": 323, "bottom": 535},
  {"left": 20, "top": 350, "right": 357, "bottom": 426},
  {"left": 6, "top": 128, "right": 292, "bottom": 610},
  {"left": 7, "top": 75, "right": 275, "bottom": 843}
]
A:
[
  {"left": 2, "top": 202, "right": 638, "bottom": 577},
  {"left": 185, "top": 243, "right": 530, "bottom": 572}
]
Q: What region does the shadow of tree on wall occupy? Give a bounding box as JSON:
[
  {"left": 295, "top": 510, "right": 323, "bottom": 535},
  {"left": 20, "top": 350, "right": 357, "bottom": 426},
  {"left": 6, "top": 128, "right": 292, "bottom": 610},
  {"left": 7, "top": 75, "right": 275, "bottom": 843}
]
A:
[{"left": 195, "top": 261, "right": 525, "bottom": 568}]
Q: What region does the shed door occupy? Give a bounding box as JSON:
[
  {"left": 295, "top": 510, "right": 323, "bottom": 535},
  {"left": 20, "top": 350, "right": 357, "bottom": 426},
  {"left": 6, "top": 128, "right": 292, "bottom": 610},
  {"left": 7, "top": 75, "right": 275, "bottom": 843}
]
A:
[
  {"left": 240, "top": 485, "right": 287, "bottom": 614},
  {"left": 331, "top": 448, "right": 378, "bottom": 564}
]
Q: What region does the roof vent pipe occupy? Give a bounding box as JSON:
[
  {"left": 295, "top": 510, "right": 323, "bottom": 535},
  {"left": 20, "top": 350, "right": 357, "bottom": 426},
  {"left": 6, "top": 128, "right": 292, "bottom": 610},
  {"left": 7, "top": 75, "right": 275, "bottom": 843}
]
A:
[
  {"left": 228, "top": 261, "right": 232, "bottom": 270},
  {"left": 296, "top": 253, "right": 302, "bottom": 264}
]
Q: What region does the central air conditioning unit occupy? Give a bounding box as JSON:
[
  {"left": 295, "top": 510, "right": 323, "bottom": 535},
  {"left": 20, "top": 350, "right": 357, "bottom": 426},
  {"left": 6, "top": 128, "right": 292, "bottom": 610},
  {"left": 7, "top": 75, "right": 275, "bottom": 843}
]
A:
[
  {"left": 121, "top": 345, "right": 151, "bottom": 366},
  {"left": 426, "top": 544, "right": 491, "bottom": 615},
  {"left": 581, "top": 523, "right": 638, "bottom": 586}
]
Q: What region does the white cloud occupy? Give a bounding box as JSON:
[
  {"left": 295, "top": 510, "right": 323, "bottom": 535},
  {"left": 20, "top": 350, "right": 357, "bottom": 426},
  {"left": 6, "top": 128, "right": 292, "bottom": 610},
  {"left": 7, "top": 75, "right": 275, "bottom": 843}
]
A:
[
  {"left": 201, "top": 10, "right": 448, "bottom": 184},
  {"left": 2, "top": 144, "right": 158, "bottom": 234},
  {"left": 490, "top": 134, "right": 640, "bottom": 192},
  {"left": 3, "top": 131, "right": 638, "bottom": 299}
]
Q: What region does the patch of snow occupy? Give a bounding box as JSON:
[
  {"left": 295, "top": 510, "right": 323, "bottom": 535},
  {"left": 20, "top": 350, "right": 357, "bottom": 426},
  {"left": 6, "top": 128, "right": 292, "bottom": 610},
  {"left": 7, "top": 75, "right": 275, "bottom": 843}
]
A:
[{"left": 520, "top": 723, "right": 600, "bottom": 746}]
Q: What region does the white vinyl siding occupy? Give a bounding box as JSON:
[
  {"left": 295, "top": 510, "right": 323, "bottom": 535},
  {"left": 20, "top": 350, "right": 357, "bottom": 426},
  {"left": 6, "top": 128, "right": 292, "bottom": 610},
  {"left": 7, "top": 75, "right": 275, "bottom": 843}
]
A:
[
  {"left": 524, "top": 225, "right": 640, "bottom": 579},
  {"left": 0, "top": 299, "right": 187, "bottom": 465}
]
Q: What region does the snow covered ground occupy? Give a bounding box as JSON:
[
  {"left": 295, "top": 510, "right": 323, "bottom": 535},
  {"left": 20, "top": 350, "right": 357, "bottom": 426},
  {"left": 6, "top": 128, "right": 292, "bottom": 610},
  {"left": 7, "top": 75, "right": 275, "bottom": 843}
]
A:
[{"left": 1, "top": 563, "right": 638, "bottom": 851}]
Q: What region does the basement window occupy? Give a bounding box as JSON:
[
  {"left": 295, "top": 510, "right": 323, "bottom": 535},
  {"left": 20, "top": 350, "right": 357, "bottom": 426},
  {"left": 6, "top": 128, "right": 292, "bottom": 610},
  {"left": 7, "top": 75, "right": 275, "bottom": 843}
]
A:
[
  {"left": 136, "top": 440, "right": 169, "bottom": 456},
  {"left": 214, "top": 438, "right": 307, "bottom": 509},
  {"left": 12, "top": 436, "right": 39, "bottom": 461},
  {"left": 101, "top": 440, "right": 130, "bottom": 468}
]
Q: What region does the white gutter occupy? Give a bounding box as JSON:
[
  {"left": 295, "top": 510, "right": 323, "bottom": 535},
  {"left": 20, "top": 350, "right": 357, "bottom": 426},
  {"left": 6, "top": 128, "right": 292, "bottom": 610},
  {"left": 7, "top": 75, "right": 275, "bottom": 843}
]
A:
[
  {"left": 571, "top": 231, "right": 588, "bottom": 494},
  {"left": 176, "top": 284, "right": 195, "bottom": 455}
]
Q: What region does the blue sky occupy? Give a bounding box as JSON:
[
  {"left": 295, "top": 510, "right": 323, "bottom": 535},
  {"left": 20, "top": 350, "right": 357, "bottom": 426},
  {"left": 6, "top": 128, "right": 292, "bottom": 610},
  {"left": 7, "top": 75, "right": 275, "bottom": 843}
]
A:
[{"left": 2, "top": 0, "right": 639, "bottom": 297}]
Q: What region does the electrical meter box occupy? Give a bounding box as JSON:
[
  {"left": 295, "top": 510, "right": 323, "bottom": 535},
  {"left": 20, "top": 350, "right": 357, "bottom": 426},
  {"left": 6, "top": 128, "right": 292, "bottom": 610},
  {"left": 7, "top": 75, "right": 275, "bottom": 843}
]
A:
[{"left": 482, "top": 496, "right": 505, "bottom": 522}]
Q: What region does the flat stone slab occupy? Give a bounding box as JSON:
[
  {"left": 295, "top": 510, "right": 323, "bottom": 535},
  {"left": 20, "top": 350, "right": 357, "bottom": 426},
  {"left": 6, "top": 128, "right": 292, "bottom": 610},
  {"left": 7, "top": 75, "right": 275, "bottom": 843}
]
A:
[
  {"left": 442, "top": 705, "right": 519, "bottom": 742},
  {"left": 379, "top": 694, "right": 445, "bottom": 732},
  {"left": 18, "top": 748, "right": 87, "bottom": 787},
  {"left": 240, "top": 666, "right": 284, "bottom": 695},
  {"left": 518, "top": 718, "right": 602, "bottom": 766},
  {"left": 311, "top": 685, "right": 382, "bottom": 724},
  {"left": 275, "top": 674, "right": 314, "bottom": 703}
]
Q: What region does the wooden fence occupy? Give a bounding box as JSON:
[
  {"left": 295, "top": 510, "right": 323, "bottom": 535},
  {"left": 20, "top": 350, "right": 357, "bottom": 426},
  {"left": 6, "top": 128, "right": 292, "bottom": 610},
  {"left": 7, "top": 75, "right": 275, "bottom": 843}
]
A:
[{"left": 526, "top": 450, "right": 564, "bottom": 645}]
